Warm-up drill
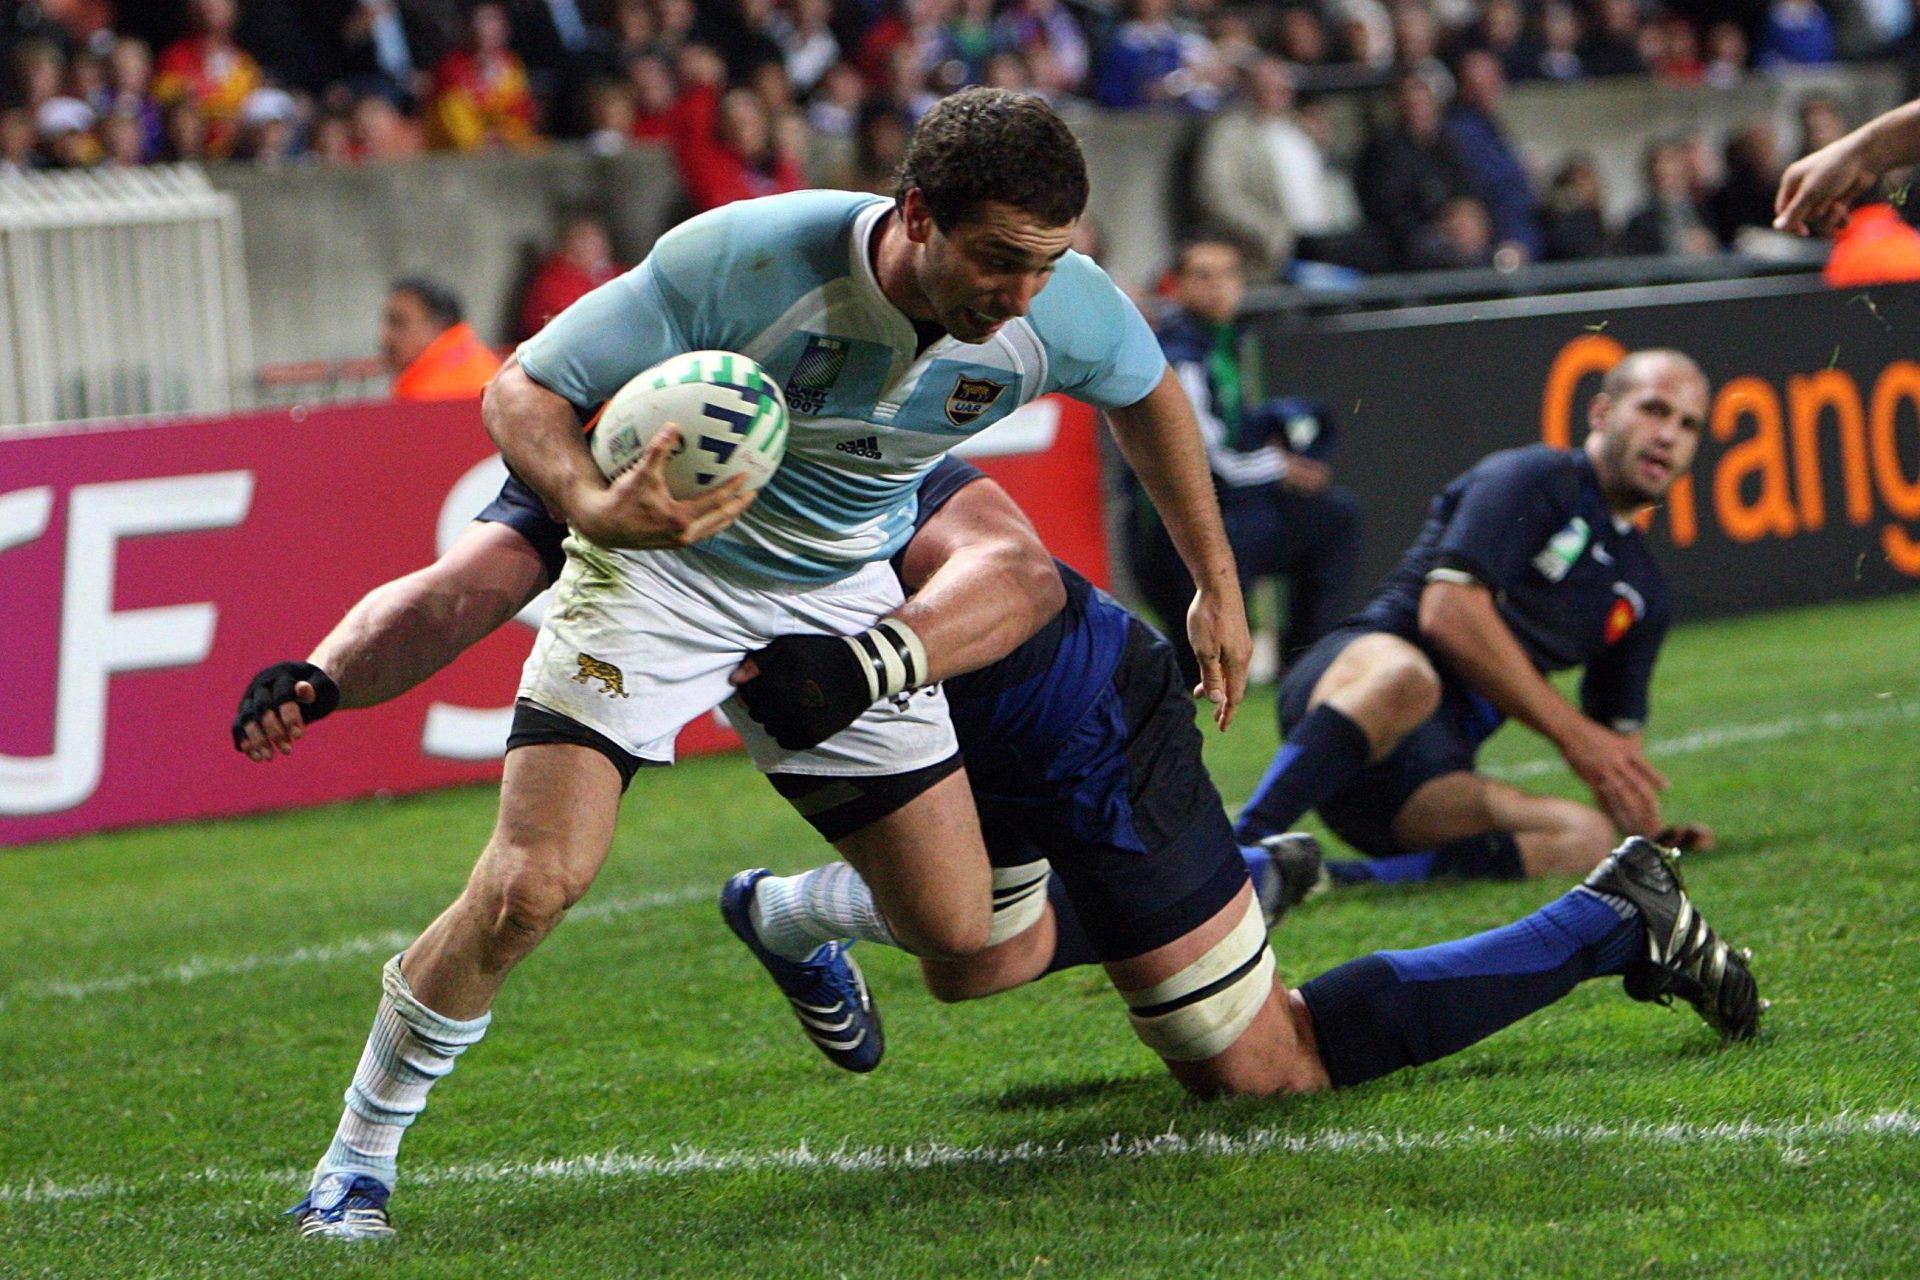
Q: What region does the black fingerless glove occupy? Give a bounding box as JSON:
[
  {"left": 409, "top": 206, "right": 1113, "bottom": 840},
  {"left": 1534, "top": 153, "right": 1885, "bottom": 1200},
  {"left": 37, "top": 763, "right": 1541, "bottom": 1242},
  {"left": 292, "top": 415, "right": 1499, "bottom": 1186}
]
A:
[
  {"left": 232, "top": 661, "right": 341, "bottom": 750},
  {"left": 735, "top": 620, "right": 928, "bottom": 751}
]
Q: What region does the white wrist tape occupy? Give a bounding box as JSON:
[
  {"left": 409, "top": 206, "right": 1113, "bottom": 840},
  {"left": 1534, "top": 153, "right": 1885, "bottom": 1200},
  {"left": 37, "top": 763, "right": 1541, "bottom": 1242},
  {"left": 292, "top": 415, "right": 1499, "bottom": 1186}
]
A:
[{"left": 841, "top": 618, "right": 929, "bottom": 701}]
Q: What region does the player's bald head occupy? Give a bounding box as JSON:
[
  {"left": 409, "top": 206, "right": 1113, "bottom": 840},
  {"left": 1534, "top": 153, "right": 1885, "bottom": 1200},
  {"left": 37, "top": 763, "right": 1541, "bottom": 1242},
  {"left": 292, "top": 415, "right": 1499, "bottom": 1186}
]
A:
[{"left": 1601, "top": 349, "right": 1706, "bottom": 402}]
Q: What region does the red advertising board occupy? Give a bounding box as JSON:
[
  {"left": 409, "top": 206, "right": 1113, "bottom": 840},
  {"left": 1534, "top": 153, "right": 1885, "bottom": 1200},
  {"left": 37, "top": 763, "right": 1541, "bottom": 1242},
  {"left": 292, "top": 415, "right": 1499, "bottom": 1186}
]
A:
[{"left": 0, "top": 395, "right": 1109, "bottom": 846}]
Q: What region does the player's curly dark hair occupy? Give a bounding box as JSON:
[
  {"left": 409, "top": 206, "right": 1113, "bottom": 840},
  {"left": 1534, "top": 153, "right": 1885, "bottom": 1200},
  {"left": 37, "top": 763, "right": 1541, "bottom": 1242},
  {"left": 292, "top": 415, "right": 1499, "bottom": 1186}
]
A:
[{"left": 895, "top": 88, "right": 1088, "bottom": 231}]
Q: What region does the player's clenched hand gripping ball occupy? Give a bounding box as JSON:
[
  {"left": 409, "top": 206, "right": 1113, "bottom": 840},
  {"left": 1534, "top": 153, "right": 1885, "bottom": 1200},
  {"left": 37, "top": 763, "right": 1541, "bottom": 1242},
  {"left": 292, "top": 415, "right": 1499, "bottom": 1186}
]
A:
[{"left": 591, "top": 350, "right": 789, "bottom": 498}]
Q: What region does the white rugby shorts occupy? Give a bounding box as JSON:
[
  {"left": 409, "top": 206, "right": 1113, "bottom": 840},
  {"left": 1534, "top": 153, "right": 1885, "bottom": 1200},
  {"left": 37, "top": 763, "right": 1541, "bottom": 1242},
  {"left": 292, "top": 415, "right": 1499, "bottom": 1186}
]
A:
[{"left": 517, "top": 539, "right": 957, "bottom": 775}]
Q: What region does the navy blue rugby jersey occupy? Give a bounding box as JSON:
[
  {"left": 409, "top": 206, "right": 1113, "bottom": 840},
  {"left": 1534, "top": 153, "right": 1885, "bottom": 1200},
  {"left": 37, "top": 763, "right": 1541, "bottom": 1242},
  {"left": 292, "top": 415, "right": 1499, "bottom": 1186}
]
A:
[
  {"left": 897, "top": 457, "right": 1135, "bottom": 789},
  {"left": 1354, "top": 445, "right": 1669, "bottom": 732}
]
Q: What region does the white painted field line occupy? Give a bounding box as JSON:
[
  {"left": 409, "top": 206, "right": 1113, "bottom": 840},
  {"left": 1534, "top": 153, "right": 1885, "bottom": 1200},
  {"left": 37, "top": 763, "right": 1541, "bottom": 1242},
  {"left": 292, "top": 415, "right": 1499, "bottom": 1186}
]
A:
[
  {"left": 6, "top": 885, "right": 707, "bottom": 1005},
  {"left": 3, "top": 1109, "right": 1914, "bottom": 1207},
  {"left": 1489, "top": 700, "right": 1918, "bottom": 782}
]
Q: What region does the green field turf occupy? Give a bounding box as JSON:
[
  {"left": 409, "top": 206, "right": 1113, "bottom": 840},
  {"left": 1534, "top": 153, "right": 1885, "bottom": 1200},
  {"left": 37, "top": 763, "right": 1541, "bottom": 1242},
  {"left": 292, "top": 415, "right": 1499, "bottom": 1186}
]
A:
[{"left": 2, "top": 592, "right": 1917, "bottom": 1279}]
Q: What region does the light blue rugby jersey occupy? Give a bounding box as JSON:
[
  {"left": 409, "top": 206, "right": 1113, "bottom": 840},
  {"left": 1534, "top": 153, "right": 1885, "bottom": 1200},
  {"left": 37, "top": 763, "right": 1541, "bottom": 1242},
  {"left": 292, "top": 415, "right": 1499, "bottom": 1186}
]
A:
[{"left": 516, "top": 189, "right": 1166, "bottom": 583}]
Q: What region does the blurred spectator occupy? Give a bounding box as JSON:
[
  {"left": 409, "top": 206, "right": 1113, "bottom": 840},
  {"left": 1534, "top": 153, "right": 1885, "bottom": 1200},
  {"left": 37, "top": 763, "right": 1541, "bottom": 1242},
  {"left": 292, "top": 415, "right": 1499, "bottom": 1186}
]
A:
[
  {"left": 1391, "top": 2, "right": 1453, "bottom": 101},
  {"left": 933, "top": 0, "right": 998, "bottom": 90},
  {"left": 96, "top": 37, "right": 160, "bottom": 159},
  {"left": 769, "top": 0, "right": 840, "bottom": 96},
  {"left": 1444, "top": 48, "right": 1541, "bottom": 260},
  {"left": 426, "top": 2, "right": 539, "bottom": 151},
  {"left": 1336, "top": 0, "right": 1396, "bottom": 68},
  {"left": 746, "top": 56, "right": 795, "bottom": 116},
  {"left": 310, "top": 109, "right": 356, "bottom": 163},
  {"left": 1798, "top": 93, "right": 1848, "bottom": 158},
  {"left": 333, "top": 0, "right": 425, "bottom": 106},
  {"left": 235, "top": 86, "right": 300, "bottom": 165},
  {"left": 383, "top": 277, "right": 501, "bottom": 400},
  {"left": 580, "top": 77, "right": 632, "bottom": 153},
  {"left": 36, "top": 94, "right": 96, "bottom": 167},
  {"left": 805, "top": 60, "right": 866, "bottom": 138},
  {"left": 1093, "top": 0, "right": 1224, "bottom": 111},
  {"left": 1702, "top": 20, "right": 1747, "bottom": 87},
  {"left": 674, "top": 75, "right": 804, "bottom": 211},
  {"left": 1708, "top": 115, "right": 1782, "bottom": 247},
  {"left": 161, "top": 97, "right": 209, "bottom": 162},
  {"left": 1539, "top": 153, "right": 1609, "bottom": 258},
  {"left": 1533, "top": 0, "right": 1586, "bottom": 81},
  {"left": 1617, "top": 135, "right": 1718, "bottom": 255},
  {"left": 1407, "top": 193, "right": 1496, "bottom": 267},
  {"left": 153, "top": 0, "right": 263, "bottom": 159},
  {"left": 694, "top": 0, "right": 785, "bottom": 87},
  {"left": 982, "top": 48, "right": 1034, "bottom": 93},
  {"left": 351, "top": 90, "right": 424, "bottom": 161},
  {"left": 99, "top": 107, "right": 144, "bottom": 165},
  {"left": 1823, "top": 202, "right": 1920, "bottom": 285},
  {"left": 1357, "top": 71, "right": 1481, "bottom": 268},
  {"left": 837, "top": 99, "right": 910, "bottom": 194},
  {"left": 1759, "top": 0, "right": 1836, "bottom": 67},
  {"left": 12, "top": 40, "right": 66, "bottom": 113},
  {"left": 1275, "top": 6, "right": 1331, "bottom": 71},
  {"left": 1643, "top": 13, "right": 1705, "bottom": 85},
  {"left": 876, "top": 37, "right": 939, "bottom": 122},
  {"left": 0, "top": 106, "right": 34, "bottom": 175},
  {"left": 1465, "top": 0, "right": 1539, "bottom": 83},
  {"left": 994, "top": 0, "right": 1089, "bottom": 97},
  {"left": 1129, "top": 234, "right": 1362, "bottom": 685},
  {"left": 518, "top": 212, "right": 624, "bottom": 338},
  {"left": 1580, "top": 0, "right": 1648, "bottom": 76},
  {"left": 625, "top": 50, "right": 678, "bottom": 141},
  {"left": 1196, "top": 56, "right": 1376, "bottom": 278},
  {"left": 67, "top": 47, "right": 105, "bottom": 104}
]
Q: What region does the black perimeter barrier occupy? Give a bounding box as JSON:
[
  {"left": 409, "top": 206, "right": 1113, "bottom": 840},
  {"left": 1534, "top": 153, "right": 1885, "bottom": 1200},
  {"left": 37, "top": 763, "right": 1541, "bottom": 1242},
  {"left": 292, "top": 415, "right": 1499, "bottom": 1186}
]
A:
[{"left": 1246, "top": 275, "right": 1920, "bottom": 621}]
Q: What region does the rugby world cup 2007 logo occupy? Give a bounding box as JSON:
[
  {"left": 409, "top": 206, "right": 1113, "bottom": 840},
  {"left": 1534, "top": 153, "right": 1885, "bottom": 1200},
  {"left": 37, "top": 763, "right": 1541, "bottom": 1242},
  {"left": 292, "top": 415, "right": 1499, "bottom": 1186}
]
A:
[
  {"left": 784, "top": 335, "right": 848, "bottom": 415},
  {"left": 945, "top": 375, "right": 1006, "bottom": 427}
]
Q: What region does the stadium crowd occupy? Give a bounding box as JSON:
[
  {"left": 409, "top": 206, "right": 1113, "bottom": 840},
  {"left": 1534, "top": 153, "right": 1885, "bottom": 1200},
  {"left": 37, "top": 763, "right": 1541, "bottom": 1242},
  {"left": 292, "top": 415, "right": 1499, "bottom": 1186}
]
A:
[{"left": 1, "top": 0, "right": 1909, "bottom": 278}]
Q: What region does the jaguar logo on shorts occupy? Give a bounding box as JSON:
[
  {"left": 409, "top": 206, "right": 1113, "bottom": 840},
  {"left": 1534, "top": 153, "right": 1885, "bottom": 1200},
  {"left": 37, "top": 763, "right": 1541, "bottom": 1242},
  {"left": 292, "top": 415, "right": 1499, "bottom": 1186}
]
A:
[
  {"left": 572, "top": 654, "right": 632, "bottom": 699},
  {"left": 945, "top": 375, "right": 1006, "bottom": 426}
]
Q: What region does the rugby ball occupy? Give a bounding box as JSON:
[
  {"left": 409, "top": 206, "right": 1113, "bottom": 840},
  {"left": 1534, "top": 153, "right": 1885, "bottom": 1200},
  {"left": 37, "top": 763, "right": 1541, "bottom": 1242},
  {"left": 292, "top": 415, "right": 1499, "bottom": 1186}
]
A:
[{"left": 591, "top": 350, "right": 789, "bottom": 498}]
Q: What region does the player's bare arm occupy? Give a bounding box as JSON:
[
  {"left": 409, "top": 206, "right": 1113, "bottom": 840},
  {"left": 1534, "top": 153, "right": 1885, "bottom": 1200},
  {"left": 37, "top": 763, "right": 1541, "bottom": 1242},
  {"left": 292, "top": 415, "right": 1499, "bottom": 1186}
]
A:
[
  {"left": 1775, "top": 99, "right": 1920, "bottom": 235},
  {"left": 1418, "top": 578, "right": 1666, "bottom": 834},
  {"left": 235, "top": 522, "right": 550, "bottom": 762},
  {"left": 1104, "top": 366, "right": 1251, "bottom": 728},
  {"left": 890, "top": 475, "right": 1064, "bottom": 682},
  {"left": 482, "top": 356, "right": 754, "bottom": 550},
  {"left": 731, "top": 474, "right": 1063, "bottom": 751}
]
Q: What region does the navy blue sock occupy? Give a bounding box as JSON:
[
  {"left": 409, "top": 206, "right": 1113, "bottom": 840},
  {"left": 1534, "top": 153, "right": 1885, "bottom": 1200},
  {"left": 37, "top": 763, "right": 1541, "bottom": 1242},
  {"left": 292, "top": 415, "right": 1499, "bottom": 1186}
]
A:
[
  {"left": 1298, "top": 887, "right": 1643, "bottom": 1087},
  {"left": 1040, "top": 874, "right": 1102, "bottom": 975},
  {"left": 1234, "top": 705, "right": 1371, "bottom": 843},
  {"left": 1328, "top": 832, "right": 1525, "bottom": 884}
]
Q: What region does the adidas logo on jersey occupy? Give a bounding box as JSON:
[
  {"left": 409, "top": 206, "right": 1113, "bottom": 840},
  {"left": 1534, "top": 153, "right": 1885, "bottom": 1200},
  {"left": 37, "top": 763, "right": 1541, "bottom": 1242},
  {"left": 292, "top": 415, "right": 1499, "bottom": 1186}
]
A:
[{"left": 836, "top": 436, "right": 882, "bottom": 460}]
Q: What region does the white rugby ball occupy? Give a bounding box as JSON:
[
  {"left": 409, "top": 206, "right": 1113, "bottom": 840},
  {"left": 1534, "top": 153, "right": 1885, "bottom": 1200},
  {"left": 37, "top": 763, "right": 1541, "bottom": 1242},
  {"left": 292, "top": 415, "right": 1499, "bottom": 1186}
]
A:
[{"left": 591, "top": 350, "right": 789, "bottom": 498}]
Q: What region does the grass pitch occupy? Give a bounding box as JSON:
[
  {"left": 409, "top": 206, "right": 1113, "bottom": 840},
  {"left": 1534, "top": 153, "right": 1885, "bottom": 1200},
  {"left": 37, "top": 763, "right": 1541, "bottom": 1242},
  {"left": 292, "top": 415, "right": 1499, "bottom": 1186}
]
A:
[{"left": 3, "top": 592, "right": 1917, "bottom": 1279}]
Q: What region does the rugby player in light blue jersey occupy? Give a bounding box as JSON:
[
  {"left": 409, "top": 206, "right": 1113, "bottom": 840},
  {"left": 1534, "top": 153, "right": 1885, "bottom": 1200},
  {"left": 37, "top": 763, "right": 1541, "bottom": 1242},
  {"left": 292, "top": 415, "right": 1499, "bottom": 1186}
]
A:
[{"left": 270, "top": 88, "right": 1252, "bottom": 1239}]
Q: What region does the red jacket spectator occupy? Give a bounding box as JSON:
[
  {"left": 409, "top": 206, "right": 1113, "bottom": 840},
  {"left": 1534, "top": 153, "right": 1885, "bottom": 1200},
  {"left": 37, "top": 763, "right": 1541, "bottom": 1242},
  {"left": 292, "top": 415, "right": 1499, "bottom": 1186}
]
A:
[
  {"left": 426, "top": 4, "right": 539, "bottom": 152},
  {"left": 672, "top": 82, "right": 803, "bottom": 213},
  {"left": 153, "top": 1, "right": 262, "bottom": 159},
  {"left": 518, "top": 218, "right": 627, "bottom": 339}
]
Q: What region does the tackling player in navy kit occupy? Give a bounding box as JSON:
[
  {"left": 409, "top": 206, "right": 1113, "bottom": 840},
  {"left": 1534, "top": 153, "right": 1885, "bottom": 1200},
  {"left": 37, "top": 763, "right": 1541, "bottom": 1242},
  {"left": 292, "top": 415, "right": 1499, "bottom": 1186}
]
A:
[
  {"left": 722, "top": 453, "right": 1762, "bottom": 1097},
  {"left": 1234, "top": 348, "right": 1716, "bottom": 882}
]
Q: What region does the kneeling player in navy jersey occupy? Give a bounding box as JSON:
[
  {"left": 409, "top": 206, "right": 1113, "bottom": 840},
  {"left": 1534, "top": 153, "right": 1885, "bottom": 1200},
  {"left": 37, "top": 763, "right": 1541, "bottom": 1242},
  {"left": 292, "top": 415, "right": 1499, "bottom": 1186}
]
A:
[{"left": 1235, "top": 348, "right": 1718, "bottom": 884}]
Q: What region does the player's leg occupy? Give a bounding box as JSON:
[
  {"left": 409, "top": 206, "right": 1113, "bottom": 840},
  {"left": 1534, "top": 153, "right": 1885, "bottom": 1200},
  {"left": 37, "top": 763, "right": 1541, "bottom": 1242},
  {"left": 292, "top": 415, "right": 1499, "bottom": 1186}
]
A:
[
  {"left": 1235, "top": 628, "right": 1441, "bottom": 843},
  {"left": 1387, "top": 772, "right": 1619, "bottom": 879},
  {"left": 1139, "top": 835, "right": 1762, "bottom": 1098},
  {"left": 295, "top": 737, "right": 627, "bottom": 1239}
]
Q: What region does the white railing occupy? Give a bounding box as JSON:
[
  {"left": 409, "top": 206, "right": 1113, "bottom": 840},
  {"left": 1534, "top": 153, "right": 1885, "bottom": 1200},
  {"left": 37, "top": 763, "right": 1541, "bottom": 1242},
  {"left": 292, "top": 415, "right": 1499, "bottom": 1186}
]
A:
[{"left": 0, "top": 164, "right": 252, "bottom": 430}]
